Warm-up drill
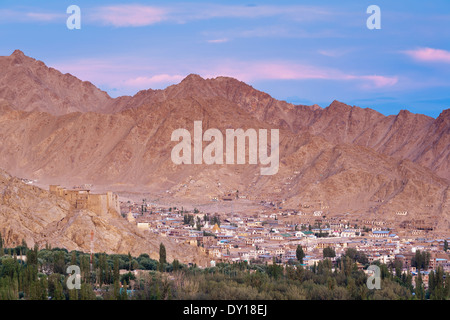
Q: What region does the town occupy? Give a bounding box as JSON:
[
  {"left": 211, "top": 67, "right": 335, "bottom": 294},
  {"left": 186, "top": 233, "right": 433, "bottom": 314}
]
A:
[{"left": 121, "top": 191, "right": 450, "bottom": 290}]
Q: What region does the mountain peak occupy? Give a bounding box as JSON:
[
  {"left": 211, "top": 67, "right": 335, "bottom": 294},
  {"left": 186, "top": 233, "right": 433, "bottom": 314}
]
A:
[
  {"left": 398, "top": 109, "right": 411, "bottom": 116},
  {"left": 327, "top": 100, "right": 351, "bottom": 111},
  {"left": 182, "top": 74, "right": 204, "bottom": 83},
  {"left": 11, "top": 49, "right": 25, "bottom": 57},
  {"left": 0, "top": 50, "right": 111, "bottom": 115},
  {"left": 9, "top": 49, "right": 29, "bottom": 64}
]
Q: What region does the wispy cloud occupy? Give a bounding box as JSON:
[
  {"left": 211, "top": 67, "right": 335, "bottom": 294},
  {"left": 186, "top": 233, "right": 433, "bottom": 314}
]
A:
[
  {"left": 89, "top": 5, "right": 168, "bottom": 27},
  {"left": 87, "top": 3, "right": 336, "bottom": 27},
  {"left": 348, "top": 75, "right": 398, "bottom": 88},
  {"left": 52, "top": 57, "right": 398, "bottom": 95},
  {"left": 207, "top": 38, "right": 229, "bottom": 44},
  {"left": 177, "top": 4, "right": 334, "bottom": 21},
  {"left": 404, "top": 47, "right": 450, "bottom": 64},
  {"left": 123, "top": 74, "right": 184, "bottom": 87},
  {"left": 1, "top": 3, "right": 338, "bottom": 28},
  {"left": 0, "top": 9, "right": 64, "bottom": 23},
  {"left": 318, "top": 48, "right": 354, "bottom": 58},
  {"left": 201, "top": 61, "right": 398, "bottom": 89},
  {"left": 51, "top": 57, "right": 185, "bottom": 94},
  {"left": 25, "top": 12, "right": 65, "bottom": 22}
]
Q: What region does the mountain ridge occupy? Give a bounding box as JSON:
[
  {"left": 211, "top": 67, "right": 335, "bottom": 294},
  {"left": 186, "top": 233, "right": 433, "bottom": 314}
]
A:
[
  {"left": 1, "top": 50, "right": 447, "bottom": 180},
  {"left": 0, "top": 50, "right": 448, "bottom": 237}
]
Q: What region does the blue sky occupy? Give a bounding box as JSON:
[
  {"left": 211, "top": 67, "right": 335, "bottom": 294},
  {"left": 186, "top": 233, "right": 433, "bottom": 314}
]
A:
[{"left": 1, "top": 0, "right": 449, "bottom": 118}]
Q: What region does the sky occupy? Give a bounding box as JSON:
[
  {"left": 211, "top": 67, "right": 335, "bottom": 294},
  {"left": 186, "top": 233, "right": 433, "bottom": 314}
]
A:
[{"left": 0, "top": 0, "right": 449, "bottom": 118}]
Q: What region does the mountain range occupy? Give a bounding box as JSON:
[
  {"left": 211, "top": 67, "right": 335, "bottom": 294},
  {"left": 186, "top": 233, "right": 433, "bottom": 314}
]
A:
[{"left": 0, "top": 49, "right": 448, "bottom": 248}]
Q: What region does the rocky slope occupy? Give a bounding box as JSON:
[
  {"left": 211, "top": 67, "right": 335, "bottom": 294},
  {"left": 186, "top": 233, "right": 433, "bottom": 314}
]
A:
[
  {"left": 109, "top": 75, "right": 449, "bottom": 181},
  {"left": 0, "top": 169, "right": 207, "bottom": 265},
  {"left": 0, "top": 94, "right": 447, "bottom": 232},
  {"left": 0, "top": 50, "right": 447, "bottom": 179},
  {"left": 0, "top": 50, "right": 112, "bottom": 115}
]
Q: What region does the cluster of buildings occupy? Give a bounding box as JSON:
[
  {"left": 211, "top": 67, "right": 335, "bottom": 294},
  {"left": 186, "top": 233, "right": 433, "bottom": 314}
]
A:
[{"left": 122, "top": 201, "right": 450, "bottom": 288}]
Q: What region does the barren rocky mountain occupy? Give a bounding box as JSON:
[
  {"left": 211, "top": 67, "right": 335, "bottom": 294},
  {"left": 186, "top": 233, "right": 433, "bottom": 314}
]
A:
[
  {"left": 0, "top": 50, "right": 448, "bottom": 241},
  {"left": 0, "top": 169, "right": 207, "bottom": 265},
  {"left": 0, "top": 50, "right": 112, "bottom": 115},
  {"left": 1, "top": 50, "right": 448, "bottom": 179},
  {"left": 110, "top": 74, "right": 449, "bottom": 181}
]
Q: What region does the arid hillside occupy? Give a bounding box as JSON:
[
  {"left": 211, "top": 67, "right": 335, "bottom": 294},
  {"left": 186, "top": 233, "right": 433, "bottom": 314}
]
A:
[
  {"left": 0, "top": 50, "right": 448, "bottom": 234},
  {"left": 0, "top": 169, "right": 208, "bottom": 265},
  {"left": 0, "top": 51, "right": 448, "bottom": 180},
  {"left": 0, "top": 50, "right": 112, "bottom": 115}
]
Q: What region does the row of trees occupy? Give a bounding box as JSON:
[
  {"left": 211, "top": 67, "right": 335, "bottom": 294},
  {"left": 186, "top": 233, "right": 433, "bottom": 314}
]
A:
[{"left": 0, "top": 236, "right": 448, "bottom": 300}]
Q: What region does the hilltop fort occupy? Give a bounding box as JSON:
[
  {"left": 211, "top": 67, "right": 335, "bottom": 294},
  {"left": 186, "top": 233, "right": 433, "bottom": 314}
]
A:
[{"left": 49, "top": 185, "right": 120, "bottom": 215}]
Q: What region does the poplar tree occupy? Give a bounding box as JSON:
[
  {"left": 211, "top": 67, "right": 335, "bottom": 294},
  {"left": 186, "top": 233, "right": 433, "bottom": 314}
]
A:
[
  {"left": 120, "top": 280, "right": 128, "bottom": 300},
  {"left": 0, "top": 232, "right": 3, "bottom": 257},
  {"left": 113, "top": 279, "right": 120, "bottom": 300},
  {"left": 159, "top": 243, "right": 167, "bottom": 272},
  {"left": 113, "top": 256, "right": 120, "bottom": 282},
  {"left": 71, "top": 251, "right": 77, "bottom": 265},
  {"left": 128, "top": 252, "right": 132, "bottom": 271},
  {"left": 415, "top": 271, "right": 425, "bottom": 300},
  {"left": 69, "top": 285, "right": 78, "bottom": 300},
  {"left": 296, "top": 245, "right": 305, "bottom": 264}
]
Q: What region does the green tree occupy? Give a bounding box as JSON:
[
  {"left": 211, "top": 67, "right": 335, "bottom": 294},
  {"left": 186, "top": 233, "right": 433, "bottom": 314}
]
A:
[
  {"left": 411, "top": 250, "right": 430, "bottom": 270},
  {"left": 113, "top": 256, "right": 120, "bottom": 283},
  {"left": 69, "top": 285, "right": 78, "bottom": 300},
  {"left": 120, "top": 280, "right": 128, "bottom": 300},
  {"left": 444, "top": 240, "right": 448, "bottom": 252},
  {"left": 431, "top": 266, "right": 445, "bottom": 300},
  {"left": 444, "top": 272, "right": 450, "bottom": 299},
  {"left": 54, "top": 281, "right": 65, "bottom": 300},
  {"left": 127, "top": 252, "right": 132, "bottom": 271},
  {"left": 196, "top": 216, "right": 202, "bottom": 231},
  {"left": 323, "top": 247, "right": 336, "bottom": 258},
  {"left": 393, "top": 259, "right": 403, "bottom": 278},
  {"left": 415, "top": 271, "right": 425, "bottom": 300},
  {"left": 80, "top": 255, "right": 90, "bottom": 283},
  {"left": 0, "top": 231, "right": 3, "bottom": 257},
  {"left": 113, "top": 279, "right": 120, "bottom": 300},
  {"left": 71, "top": 251, "right": 77, "bottom": 265},
  {"left": 159, "top": 243, "right": 167, "bottom": 272},
  {"left": 53, "top": 251, "right": 66, "bottom": 274},
  {"left": 80, "top": 283, "right": 95, "bottom": 300},
  {"left": 296, "top": 245, "right": 305, "bottom": 264},
  {"left": 172, "top": 259, "right": 180, "bottom": 272},
  {"left": 268, "top": 257, "right": 283, "bottom": 279},
  {"left": 26, "top": 248, "right": 38, "bottom": 267}
]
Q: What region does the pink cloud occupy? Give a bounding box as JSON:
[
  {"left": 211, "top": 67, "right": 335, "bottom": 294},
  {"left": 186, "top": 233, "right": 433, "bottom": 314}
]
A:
[
  {"left": 404, "top": 47, "right": 450, "bottom": 63},
  {"left": 317, "top": 48, "right": 353, "bottom": 58},
  {"left": 86, "top": 4, "right": 334, "bottom": 27},
  {"left": 26, "top": 12, "right": 64, "bottom": 21},
  {"left": 358, "top": 75, "right": 398, "bottom": 88},
  {"left": 91, "top": 5, "right": 168, "bottom": 27},
  {"left": 123, "top": 75, "right": 185, "bottom": 87},
  {"left": 202, "top": 61, "right": 398, "bottom": 89},
  {"left": 207, "top": 38, "right": 229, "bottom": 44},
  {"left": 52, "top": 57, "right": 398, "bottom": 96}
]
